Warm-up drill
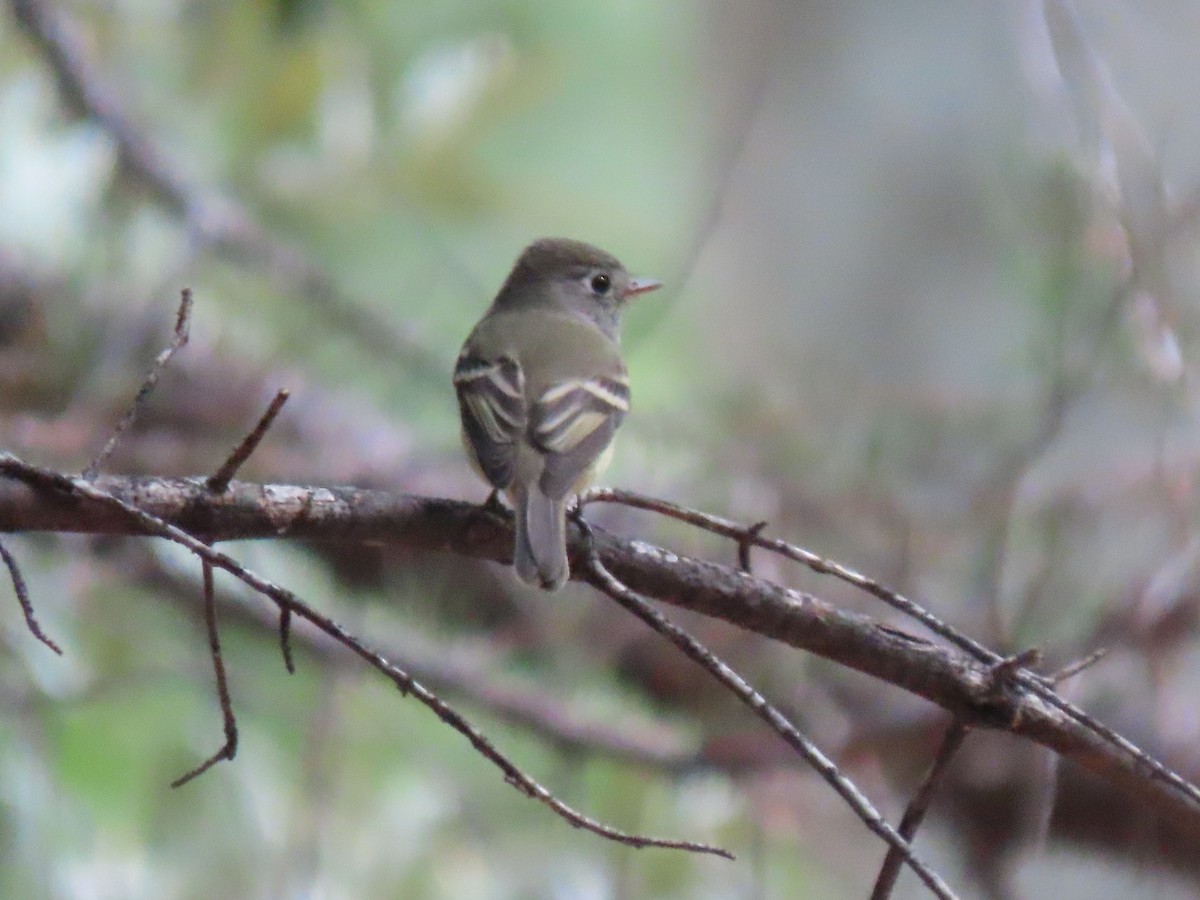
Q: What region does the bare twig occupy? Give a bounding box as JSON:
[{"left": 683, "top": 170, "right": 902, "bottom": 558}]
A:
[
  {"left": 207, "top": 389, "right": 290, "bottom": 493},
  {"left": 206, "top": 384, "right": 295, "bottom": 689},
  {"left": 1049, "top": 647, "right": 1109, "bottom": 685},
  {"left": 0, "top": 537, "right": 62, "bottom": 654},
  {"left": 580, "top": 531, "right": 958, "bottom": 899},
  {"left": 0, "top": 455, "right": 729, "bottom": 858},
  {"left": 83, "top": 289, "right": 192, "bottom": 481},
  {"left": 1021, "top": 648, "right": 1112, "bottom": 858},
  {"left": 870, "top": 721, "right": 970, "bottom": 900},
  {"left": 171, "top": 558, "right": 238, "bottom": 788},
  {"left": 737, "top": 520, "right": 768, "bottom": 573}
]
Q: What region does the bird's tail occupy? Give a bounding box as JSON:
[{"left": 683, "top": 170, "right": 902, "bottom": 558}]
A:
[{"left": 514, "top": 486, "right": 569, "bottom": 591}]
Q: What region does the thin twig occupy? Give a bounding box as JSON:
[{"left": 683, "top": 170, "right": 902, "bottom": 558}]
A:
[
  {"left": 0, "top": 455, "right": 729, "bottom": 858},
  {"left": 0, "top": 537, "right": 62, "bottom": 654},
  {"left": 580, "top": 531, "right": 957, "bottom": 899},
  {"left": 83, "top": 289, "right": 192, "bottom": 481},
  {"left": 171, "top": 557, "right": 238, "bottom": 788},
  {"left": 1021, "top": 648, "right": 1112, "bottom": 857},
  {"left": 1049, "top": 647, "right": 1108, "bottom": 685},
  {"left": 207, "top": 389, "right": 290, "bottom": 492},
  {"left": 869, "top": 721, "right": 970, "bottom": 900}
]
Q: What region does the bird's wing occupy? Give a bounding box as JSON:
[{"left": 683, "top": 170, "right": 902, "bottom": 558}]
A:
[
  {"left": 454, "top": 350, "right": 525, "bottom": 489},
  {"left": 530, "top": 373, "right": 628, "bottom": 499}
]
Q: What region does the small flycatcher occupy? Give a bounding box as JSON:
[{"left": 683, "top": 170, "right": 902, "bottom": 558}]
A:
[{"left": 454, "top": 238, "right": 661, "bottom": 590}]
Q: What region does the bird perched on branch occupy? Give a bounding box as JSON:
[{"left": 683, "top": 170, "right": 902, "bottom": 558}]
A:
[{"left": 454, "top": 238, "right": 662, "bottom": 590}]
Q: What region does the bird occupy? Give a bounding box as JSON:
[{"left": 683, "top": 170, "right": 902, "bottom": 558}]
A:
[{"left": 454, "top": 238, "right": 662, "bottom": 590}]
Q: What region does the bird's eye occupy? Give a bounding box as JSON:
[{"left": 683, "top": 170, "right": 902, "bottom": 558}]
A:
[{"left": 590, "top": 273, "right": 611, "bottom": 295}]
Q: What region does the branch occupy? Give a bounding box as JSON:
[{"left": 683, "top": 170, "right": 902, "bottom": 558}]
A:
[
  {"left": 870, "top": 721, "right": 969, "bottom": 900},
  {"left": 7, "top": 0, "right": 442, "bottom": 374},
  {"left": 0, "top": 454, "right": 728, "bottom": 858},
  {"left": 579, "top": 488, "right": 1200, "bottom": 819},
  {"left": 584, "top": 542, "right": 956, "bottom": 899},
  {"left": 3, "top": 460, "right": 1200, "bottom": 844}
]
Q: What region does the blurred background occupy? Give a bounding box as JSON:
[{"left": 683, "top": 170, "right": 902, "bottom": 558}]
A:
[{"left": 3, "top": 0, "right": 1200, "bottom": 897}]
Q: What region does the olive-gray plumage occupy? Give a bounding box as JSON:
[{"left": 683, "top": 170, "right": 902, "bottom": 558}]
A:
[{"left": 454, "top": 238, "right": 661, "bottom": 590}]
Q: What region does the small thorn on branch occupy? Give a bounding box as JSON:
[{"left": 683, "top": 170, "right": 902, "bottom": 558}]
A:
[
  {"left": 737, "top": 520, "right": 768, "bottom": 572},
  {"left": 0, "top": 538, "right": 63, "bottom": 655},
  {"left": 84, "top": 288, "right": 193, "bottom": 481},
  {"left": 986, "top": 647, "right": 1043, "bottom": 691},
  {"left": 207, "top": 389, "right": 290, "bottom": 493}
]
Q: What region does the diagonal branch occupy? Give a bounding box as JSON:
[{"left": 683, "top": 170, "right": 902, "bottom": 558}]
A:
[
  {"left": 869, "top": 720, "right": 970, "bottom": 900},
  {"left": 0, "top": 453, "right": 729, "bottom": 858},
  {"left": 579, "top": 487, "right": 1200, "bottom": 815},
  {"left": 583, "top": 542, "right": 958, "bottom": 899},
  {"left": 83, "top": 288, "right": 192, "bottom": 480},
  {"left": 131, "top": 543, "right": 695, "bottom": 769},
  {"left": 206, "top": 389, "right": 290, "bottom": 493}
]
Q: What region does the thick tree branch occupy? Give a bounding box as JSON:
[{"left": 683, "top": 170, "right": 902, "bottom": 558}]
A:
[{"left": 2, "top": 462, "right": 1199, "bottom": 844}]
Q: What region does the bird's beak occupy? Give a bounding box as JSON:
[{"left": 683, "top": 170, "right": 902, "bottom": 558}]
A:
[{"left": 625, "top": 277, "right": 663, "bottom": 298}]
